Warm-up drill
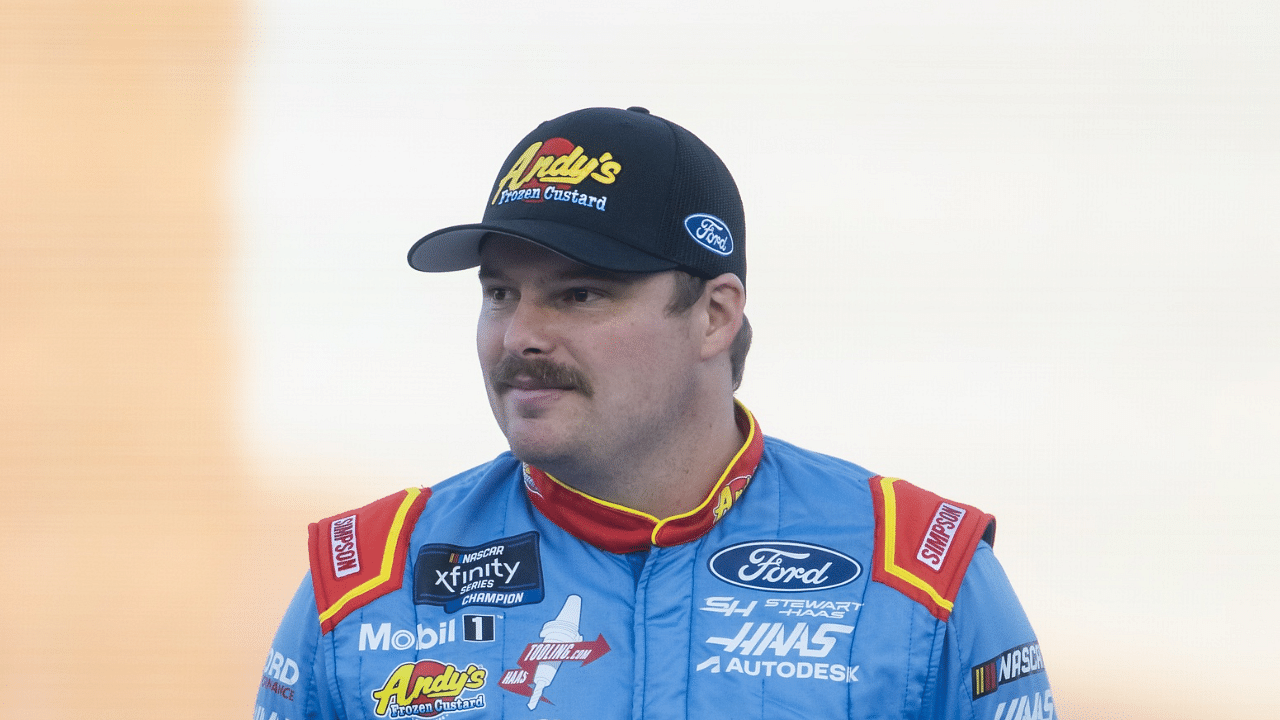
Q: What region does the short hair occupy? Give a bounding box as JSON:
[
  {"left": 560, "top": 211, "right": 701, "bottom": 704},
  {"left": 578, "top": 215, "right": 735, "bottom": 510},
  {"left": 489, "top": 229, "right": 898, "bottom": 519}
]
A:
[{"left": 666, "top": 272, "right": 752, "bottom": 390}]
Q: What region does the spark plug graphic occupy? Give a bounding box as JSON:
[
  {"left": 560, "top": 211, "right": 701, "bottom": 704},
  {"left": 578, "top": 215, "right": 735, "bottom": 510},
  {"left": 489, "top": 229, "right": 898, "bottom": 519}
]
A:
[{"left": 526, "top": 594, "right": 583, "bottom": 709}]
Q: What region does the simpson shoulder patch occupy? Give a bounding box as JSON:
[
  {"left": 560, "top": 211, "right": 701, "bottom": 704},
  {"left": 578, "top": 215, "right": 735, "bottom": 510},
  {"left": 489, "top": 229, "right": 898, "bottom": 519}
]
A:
[
  {"left": 308, "top": 487, "right": 431, "bottom": 634},
  {"left": 869, "top": 476, "right": 996, "bottom": 621}
]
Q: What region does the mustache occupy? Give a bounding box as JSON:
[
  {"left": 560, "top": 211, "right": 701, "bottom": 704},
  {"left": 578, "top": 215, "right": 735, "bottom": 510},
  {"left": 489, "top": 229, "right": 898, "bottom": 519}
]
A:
[{"left": 491, "top": 355, "right": 594, "bottom": 397}]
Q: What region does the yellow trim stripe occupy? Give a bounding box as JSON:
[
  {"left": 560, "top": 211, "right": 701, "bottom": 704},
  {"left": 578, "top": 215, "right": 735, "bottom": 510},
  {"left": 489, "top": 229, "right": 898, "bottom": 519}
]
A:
[
  {"left": 318, "top": 487, "right": 422, "bottom": 624},
  {"left": 540, "top": 471, "right": 662, "bottom": 522},
  {"left": 651, "top": 401, "right": 758, "bottom": 542},
  {"left": 879, "top": 476, "right": 954, "bottom": 613},
  {"left": 538, "top": 401, "right": 761, "bottom": 540}
]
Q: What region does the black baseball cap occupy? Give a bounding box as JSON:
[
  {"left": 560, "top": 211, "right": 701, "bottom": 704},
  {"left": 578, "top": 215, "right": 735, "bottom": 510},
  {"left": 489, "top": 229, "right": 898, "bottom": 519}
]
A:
[{"left": 407, "top": 106, "right": 745, "bottom": 282}]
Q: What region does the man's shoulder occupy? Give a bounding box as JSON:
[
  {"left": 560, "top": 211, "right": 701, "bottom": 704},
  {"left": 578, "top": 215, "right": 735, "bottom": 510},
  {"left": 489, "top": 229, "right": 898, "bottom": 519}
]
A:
[
  {"left": 302, "top": 452, "right": 522, "bottom": 633},
  {"left": 304, "top": 486, "right": 431, "bottom": 633},
  {"left": 760, "top": 434, "right": 878, "bottom": 482},
  {"left": 417, "top": 451, "right": 523, "bottom": 503},
  {"left": 867, "top": 476, "right": 997, "bottom": 622},
  {"left": 751, "top": 435, "right": 881, "bottom": 519},
  {"left": 758, "top": 436, "right": 997, "bottom": 622}
]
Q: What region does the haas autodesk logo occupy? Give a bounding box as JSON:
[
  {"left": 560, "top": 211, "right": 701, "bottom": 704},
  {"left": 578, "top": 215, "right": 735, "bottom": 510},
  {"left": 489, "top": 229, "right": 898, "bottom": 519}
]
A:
[{"left": 709, "top": 541, "right": 862, "bottom": 592}]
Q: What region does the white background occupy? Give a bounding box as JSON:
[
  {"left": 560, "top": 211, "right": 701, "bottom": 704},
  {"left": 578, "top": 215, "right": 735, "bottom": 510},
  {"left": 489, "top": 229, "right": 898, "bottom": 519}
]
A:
[{"left": 232, "top": 1, "right": 1280, "bottom": 714}]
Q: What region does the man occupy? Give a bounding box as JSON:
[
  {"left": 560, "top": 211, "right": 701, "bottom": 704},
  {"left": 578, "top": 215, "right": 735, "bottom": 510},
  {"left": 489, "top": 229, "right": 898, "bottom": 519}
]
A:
[{"left": 256, "top": 107, "right": 1054, "bottom": 720}]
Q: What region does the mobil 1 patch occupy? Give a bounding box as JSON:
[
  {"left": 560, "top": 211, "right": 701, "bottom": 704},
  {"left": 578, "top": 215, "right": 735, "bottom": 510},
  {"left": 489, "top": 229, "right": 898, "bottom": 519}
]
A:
[{"left": 414, "top": 532, "right": 544, "bottom": 613}]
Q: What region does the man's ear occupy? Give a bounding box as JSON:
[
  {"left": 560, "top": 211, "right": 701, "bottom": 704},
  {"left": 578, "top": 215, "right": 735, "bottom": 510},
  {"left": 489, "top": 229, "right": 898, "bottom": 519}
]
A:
[{"left": 699, "top": 273, "right": 746, "bottom": 361}]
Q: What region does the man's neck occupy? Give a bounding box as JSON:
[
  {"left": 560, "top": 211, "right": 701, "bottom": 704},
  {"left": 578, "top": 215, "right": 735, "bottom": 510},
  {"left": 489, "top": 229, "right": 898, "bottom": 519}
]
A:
[{"left": 537, "top": 399, "right": 747, "bottom": 519}]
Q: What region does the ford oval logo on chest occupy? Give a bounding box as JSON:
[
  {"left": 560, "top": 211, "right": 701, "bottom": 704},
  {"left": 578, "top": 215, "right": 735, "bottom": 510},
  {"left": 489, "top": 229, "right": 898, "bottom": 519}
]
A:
[{"left": 709, "top": 541, "right": 862, "bottom": 592}]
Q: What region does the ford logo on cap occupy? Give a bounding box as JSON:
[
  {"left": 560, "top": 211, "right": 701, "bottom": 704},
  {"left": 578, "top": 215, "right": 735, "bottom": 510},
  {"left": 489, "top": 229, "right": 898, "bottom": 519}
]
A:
[
  {"left": 709, "top": 541, "right": 862, "bottom": 592},
  {"left": 684, "top": 213, "right": 734, "bottom": 257}
]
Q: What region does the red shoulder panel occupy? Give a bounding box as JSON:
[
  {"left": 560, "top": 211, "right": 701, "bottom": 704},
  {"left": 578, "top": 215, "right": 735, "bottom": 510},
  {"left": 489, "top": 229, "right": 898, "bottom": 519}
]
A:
[
  {"left": 308, "top": 487, "right": 431, "bottom": 634},
  {"left": 869, "top": 476, "right": 996, "bottom": 621}
]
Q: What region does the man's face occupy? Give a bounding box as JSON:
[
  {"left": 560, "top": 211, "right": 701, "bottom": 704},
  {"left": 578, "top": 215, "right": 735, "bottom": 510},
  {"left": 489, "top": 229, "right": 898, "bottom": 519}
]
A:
[{"left": 476, "top": 235, "right": 702, "bottom": 477}]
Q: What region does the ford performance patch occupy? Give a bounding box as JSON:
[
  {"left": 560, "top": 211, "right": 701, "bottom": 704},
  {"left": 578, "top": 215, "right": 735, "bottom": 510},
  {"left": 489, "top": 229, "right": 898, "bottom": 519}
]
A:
[{"left": 415, "top": 532, "right": 544, "bottom": 613}]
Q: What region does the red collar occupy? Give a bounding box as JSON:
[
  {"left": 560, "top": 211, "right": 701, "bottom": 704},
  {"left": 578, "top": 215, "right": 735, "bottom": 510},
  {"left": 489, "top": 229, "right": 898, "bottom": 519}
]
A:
[{"left": 521, "top": 402, "right": 764, "bottom": 554}]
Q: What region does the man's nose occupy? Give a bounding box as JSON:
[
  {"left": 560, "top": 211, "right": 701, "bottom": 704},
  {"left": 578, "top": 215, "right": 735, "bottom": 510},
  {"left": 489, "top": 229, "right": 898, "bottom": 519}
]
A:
[{"left": 503, "top": 299, "right": 555, "bottom": 357}]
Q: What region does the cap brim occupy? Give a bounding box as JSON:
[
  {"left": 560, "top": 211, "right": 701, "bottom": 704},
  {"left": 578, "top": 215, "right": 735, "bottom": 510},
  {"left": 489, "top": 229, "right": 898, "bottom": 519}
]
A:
[{"left": 408, "top": 219, "right": 680, "bottom": 274}]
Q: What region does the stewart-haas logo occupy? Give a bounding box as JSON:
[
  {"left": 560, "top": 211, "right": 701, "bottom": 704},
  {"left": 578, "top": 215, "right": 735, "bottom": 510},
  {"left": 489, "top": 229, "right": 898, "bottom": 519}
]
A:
[
  {"left": 490, "top": 138, "right": 621, "bottom": 211},
  {"left": 370, "top": 660, "right": 487, "bottom": 718},
  {"left": 498, "top": 595, "right": 611, "bottom": 710},
  {"left": 414, "top": 533, "right": 544, "bottom": 613}
]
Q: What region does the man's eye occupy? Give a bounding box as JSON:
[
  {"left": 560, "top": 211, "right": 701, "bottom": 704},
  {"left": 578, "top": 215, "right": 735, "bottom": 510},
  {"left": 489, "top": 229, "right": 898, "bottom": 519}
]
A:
[
  {"left": 568, "top": 288, "right": 601, "bottom": 303},
  {"left": 485, "top": 287, "right": 509, "bottom": 302}
]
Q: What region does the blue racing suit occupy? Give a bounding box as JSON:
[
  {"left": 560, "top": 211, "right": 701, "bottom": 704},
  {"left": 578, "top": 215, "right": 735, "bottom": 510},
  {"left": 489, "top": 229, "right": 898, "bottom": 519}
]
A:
[{"left": 255, "top": 406, "right": 1053, "bottom": 719}]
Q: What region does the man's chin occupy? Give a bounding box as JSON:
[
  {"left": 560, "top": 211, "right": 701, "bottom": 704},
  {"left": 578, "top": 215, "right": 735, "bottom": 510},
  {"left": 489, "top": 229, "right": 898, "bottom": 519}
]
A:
[
  {"left": 499, "top": 417, "right": 576, "bottom": 460},
  {"left": 506, "top": 440, "right": 572, "bottom": 471}
]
